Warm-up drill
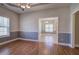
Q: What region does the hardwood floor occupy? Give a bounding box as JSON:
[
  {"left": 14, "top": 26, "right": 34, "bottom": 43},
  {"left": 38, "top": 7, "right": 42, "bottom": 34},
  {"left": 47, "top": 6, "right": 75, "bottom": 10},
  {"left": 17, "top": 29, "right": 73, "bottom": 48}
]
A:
[
  {"left": 0, "top": 40, "right": 79, "bottom": 55},
  {"left": 0, "top": 40, "right": 38, "bottom": 55}
]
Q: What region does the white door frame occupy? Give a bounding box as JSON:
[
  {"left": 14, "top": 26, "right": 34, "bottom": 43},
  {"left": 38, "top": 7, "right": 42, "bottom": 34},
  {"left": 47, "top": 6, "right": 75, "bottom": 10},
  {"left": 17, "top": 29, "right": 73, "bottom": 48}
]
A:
[
  {"left": 38, "top": 17, "right": 59, "bottom": 44},
  {"left": 71, "top": 8, "right": 79, "bottom": 48}
]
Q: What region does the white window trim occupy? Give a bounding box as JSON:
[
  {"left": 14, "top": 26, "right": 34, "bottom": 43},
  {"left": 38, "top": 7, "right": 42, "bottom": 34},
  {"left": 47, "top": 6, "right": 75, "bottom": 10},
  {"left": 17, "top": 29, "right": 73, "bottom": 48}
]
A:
[{"left": 0, "top": 16, "right": 10, "bottom": 38}]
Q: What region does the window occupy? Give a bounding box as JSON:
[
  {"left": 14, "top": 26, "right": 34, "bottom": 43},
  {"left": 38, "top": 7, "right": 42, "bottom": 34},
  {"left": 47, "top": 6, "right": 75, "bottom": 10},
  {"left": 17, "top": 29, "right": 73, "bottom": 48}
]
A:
[
  {"left": 0, "top": 16, "right": 9, "bottom": 37},
  {"left": 45, "top": 24, "right": 53, "bottom": 32}
]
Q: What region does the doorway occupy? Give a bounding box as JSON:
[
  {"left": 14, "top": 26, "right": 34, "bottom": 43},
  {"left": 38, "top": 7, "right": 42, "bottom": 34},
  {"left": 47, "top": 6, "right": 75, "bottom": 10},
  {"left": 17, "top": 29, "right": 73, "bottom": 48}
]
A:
[
  {"left": 38, "top": 17, "right": 58, "bottom": 44},
  {"left": 73, "top": 11, "right": 79, "bottom": 47}
]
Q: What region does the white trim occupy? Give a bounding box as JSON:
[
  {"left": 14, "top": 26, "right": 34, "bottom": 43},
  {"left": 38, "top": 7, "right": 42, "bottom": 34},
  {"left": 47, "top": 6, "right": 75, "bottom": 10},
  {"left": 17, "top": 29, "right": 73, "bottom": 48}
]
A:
[
  {"left": 39, "top": 17, "right": 59, "bottom": 20},
  {"left": 71, "top": 9, "right": 79, "bottom": 48},
  {"left": 0, "top": 38, "right": 72, "bottom": 48},
  {"left": 75, "top": 44, "right": 79, "bottom": 47},
  {"left": 0, "top": 38, "right": 18, "bottom": 45},
  {"left": 71, "top": 8, "right": 79, "bottom": 48},
  {"left": 0, "top": 38, "right": 38, "bottom": 46},
  {"left": 58, "top": 43, "right": 71, "bottom": 47},
  {"left": 71, "top": 13, "right": 75, "bottom": 48},
  {"left": 18, "top": 38, "right": 39, "bottom": 42}
]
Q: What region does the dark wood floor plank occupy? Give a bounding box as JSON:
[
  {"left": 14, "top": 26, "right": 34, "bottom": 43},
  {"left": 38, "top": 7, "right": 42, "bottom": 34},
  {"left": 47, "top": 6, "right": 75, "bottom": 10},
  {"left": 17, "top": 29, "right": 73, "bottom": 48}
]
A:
[{"left": 0, "top": 40, "right": 79, "bottom": 55}]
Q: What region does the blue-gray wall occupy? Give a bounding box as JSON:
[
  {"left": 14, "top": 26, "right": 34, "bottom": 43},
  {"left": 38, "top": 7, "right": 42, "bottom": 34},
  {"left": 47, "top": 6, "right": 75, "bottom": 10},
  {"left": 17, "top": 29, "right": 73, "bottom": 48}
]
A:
[
  {"left": 19, "top": 31, "right": 71, "bottom": 44},
  {"left": 19, "top": 7, "right": 71, "bottom": 44},
  {"left": 19, "top": 32, "right": 38, "bottom": 40},
  {"left": 0, "top": 31, "right": 71, "bottom": 44},
  {"left": 0, "top": 31, "right": 19, "bottom": 43},
  {"left": 58, "top": 33, "right": 71, "bottom": 44}
]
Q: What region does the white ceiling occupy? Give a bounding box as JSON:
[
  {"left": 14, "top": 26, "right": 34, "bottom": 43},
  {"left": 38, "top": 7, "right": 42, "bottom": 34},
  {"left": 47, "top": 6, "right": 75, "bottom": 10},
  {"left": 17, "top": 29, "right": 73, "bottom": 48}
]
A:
[{"left": 2, "top": 3, "right": 71, "bottom": 14}]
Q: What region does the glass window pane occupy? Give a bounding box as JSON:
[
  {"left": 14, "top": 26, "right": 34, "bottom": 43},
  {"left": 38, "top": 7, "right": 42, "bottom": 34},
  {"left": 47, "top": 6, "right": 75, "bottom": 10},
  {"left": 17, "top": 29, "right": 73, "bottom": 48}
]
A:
[
  {"left": 45, "top": 24, "right": 53, "bottom": 32},
  {"left": 4, "top": 18, "right": 9, "bottom": 26},
  {"left": 0, "top": 16, "right": 9, "bottom": 37},
  {"left": 0, "top": 17, "right": 4, "bottom": 26}
]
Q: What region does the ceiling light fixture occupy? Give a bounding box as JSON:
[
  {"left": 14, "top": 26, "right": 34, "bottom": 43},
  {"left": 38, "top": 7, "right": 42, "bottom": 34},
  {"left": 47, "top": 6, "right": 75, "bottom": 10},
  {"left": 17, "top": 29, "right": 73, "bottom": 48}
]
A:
[
  {"left": 26, "top": 4, "right": 31, "bottom": 8},
  {"left": 17, "top": 3, "right": 31, "bottom": 9}
]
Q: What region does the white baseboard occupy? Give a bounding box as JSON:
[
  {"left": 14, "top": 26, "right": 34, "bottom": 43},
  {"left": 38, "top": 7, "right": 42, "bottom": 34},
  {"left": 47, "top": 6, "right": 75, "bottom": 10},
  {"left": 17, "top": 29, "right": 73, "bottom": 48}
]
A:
[
  {"left": 75, "top": 44, "right": 79, "bottom": 47},
  {"left": 0, "top": 38, "right": 38, "bottom": 46},
  {"left": 0, "top": 38, "right": 19, "bottom": 45},
  {"left": 58, "top": 43, "right": 71, "bottom": 47},
  {"left": 0, "top": 38, "right": 72, "bottom": 48},
  {"left": 18, "top": 38, "right": 39, "bottom": 42},
  {"left": 19, "top": 38, "right": 72, "bottom": 47}
]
